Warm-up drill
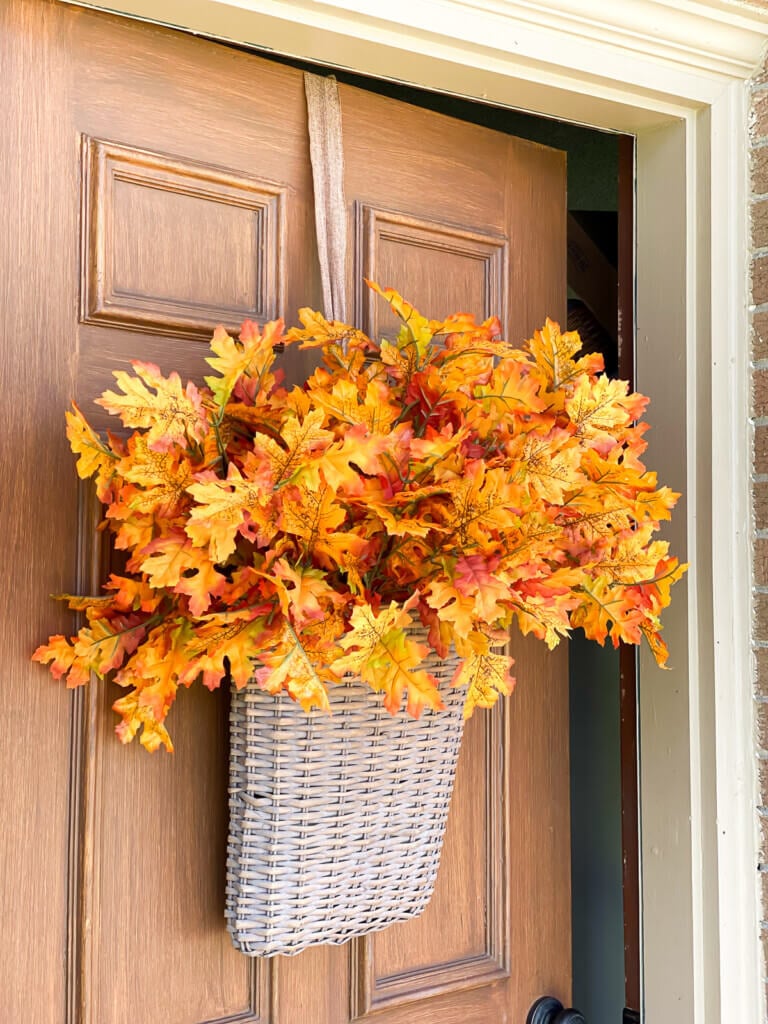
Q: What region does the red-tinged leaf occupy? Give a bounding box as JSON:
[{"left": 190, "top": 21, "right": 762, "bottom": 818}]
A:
[
  {"left": 71, "top": 614, "right": 147, "bottom": 677},
  {"left": 32, "top": 635, "right": 78, "bottom": 682},
  {"left": 112, "top": 689, "right": 174, "bottom": 753},
  {"left": 174, "top": 561, "right": 228, "bottom": 616},
  {"left": 453, "top": 554, "right": 510, "bottom": 622},
  {"left": 641, "top": 622, "right": 670, "bottom": 667},
  {"left": 267, "top": 558, "right": 343, "bottom": 626},
  {"left": 138, "top": 533, "right": 201, "bottom": 589}
]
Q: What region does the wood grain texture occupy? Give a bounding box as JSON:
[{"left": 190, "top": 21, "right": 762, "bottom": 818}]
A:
[
  {"left": 82, "top": 137, "right": 286, "bottom": 339},
  {"left": 0, "top": 3, "right": 79, "bottom": 1020},
  {"left": 4, "top": 6, "right": 569, "bottom": 1022},
  {"left": 355, "top": 204, "right": 507, "bottom": 335},
  {"left": 66, "top": 10, "right": 314, "bottom": 1022}
]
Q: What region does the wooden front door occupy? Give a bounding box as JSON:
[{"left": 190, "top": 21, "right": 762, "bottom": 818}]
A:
[{"left": 1, "top": 3, "right": 570, "bottom": 1022}]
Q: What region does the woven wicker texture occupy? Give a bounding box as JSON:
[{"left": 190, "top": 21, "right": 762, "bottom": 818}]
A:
[{"left": 226, "top": 637, "right": 464, "bottom": 957}]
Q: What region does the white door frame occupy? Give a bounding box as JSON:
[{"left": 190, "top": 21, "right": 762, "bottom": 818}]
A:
[{"left": 66, "top": 2, "right": 768, "bottom": 1020}]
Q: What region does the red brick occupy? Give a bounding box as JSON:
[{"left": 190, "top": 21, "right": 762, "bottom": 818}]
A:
[
  {"left": 756, "top": 649, "right": 768, "bottom": 698},
  {"left": 755, "top": 425, "right": 768, "bottom": 474},
  {"left": 754, "top": 313, "right": 768, "bottom": 361},
  {"left": 759, "top": 812, "right": 768, "bottom": 861},
  {"left": 757, "top": 538, "right": 768, "bottom": 587},
  {"left": 753, "top": 92, "right": 768, "bottom": 144},
  {"left": 754, "top": 255, "right": 768, "bottom": 306},
  {"left": 756, "top": 370, "right": 768, "bottom": 416},
  {"left": 752, "top": 146, "right": 768, "bottom": 195},
  {"left": 756, "top": 199, "right": 768, "bottom": 250},
  {"left": 755, "top": 482, "right": 768, "bottom": 530},
  {"left": 756, "top": 593, "right": 768, "bottom": 643}
]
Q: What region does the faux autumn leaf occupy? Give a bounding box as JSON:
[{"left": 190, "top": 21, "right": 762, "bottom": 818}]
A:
[
  {"left": 112, "top": 690, "right": 174, "bottom": 753},
  {"left": 204, "top": 318, "right": 283, "bottom": 409},
  {"left": 526, "top": 318, "right": 581, "bottom": 387},
  {"left": 70, "top": 614, "right": 147, "bottom": 679},
  {"left": 570, "top": 576, "right": 645, "bottom": 648},
  {"left": 511, "top": 431, "right": 583, "bottom": 504},
  {"left": 454, "top": 554, "right": 510, "bottom": 623},
  {"left": 565, "top": 374, "right": 646, "bottom": 443},
  {"left": 335, "top": 602, "right": 443, "bottom": 717},
  {"left": 277, "top": 480, "right": 346, "bottom": 551},
  {"left": 445, "top": 464, "right": 522, "bottom": 546},
  {"left": 252, "top": 408, "right": 333, "bottom": 487},
  {"left": 426, "top": 578, "right": 479, "bottom": 639},
  {"left": 118, "top": 436, "right": 194, "bottom": 518},
  {"left": 34, "top": 279, "right": 686, "bottom": 751},
  {"left": 310, "top": 378, "right": 400, "bottom": 434},
  {"left": 315, "top": 425, "right": 388, "bottom": 493},
  {"left": 183, "top": 614, "right": 267, "bottom": 691},
  {"left": 452, "top": 635, "right": 515, "bottom": 720},
  {"left": 32, "top": 634, "right": 86, "bottom": 687},
  {"left": 65, "top": 402, "right": 117, "bottom": 499},
  {"left": 268, "top": 558, "right": 343, "bottom": 627},
  {"left": 365, "top": 280, "right": 434, "bottom": 358},
  {"left": 175, "top": 561, "right": 228, "bottom": 616},
  {"left": 186, "top": 463, "right": 274, "bottom": 562},
  {"left": 286, "top": 307, "right": 373, "bottom": 353},
  {"left": 255, "top": 623, "right": 333, "bottom": 713},
  {"left": 96, "top": 360, "right": 208, "bottom": 451},
  {"left": 138, "top": 532, "right": 201, "bottom": 589}
]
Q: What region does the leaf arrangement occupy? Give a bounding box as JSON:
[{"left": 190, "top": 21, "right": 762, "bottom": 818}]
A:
[{"left": 34, "top": 281, "right": 686, "bottom": 752}]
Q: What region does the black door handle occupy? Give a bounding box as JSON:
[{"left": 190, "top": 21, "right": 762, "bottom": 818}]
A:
[{"left": 527, "top": 995, "right": 587, "bottom": 1024}]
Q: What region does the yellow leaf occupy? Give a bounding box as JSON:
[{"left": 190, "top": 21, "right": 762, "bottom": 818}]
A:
[
  {"left": 254, "top": 408, "right": 333, "bottom": 486},
  {"left": 96, "top": 360, "right": 208, "bottom": 451},
  {"left": 285, "top": 307, "right": 372, "bottom": 352},
  {"left": 65, "top": 402, "right": 117, "bottom": 498},
  {"left": 277, "top": 481, "right": 346, "bottom": 551},
  {"left": 204, "top": 318, "right": 282, "bottom": 408},
  {"left": 453, "top": 646, "right": 515, "bottom": 719},
  {"left": 335, "top": 602, "right": 443, "bottom": 717},
  {"left": 112, "top": 689, "right": 174, "bottom": 753},
  {"left": 366, "top": 280, "right": 434, "bottom": 358},
  {"left": 525, "top": 318, "right": 585, "bottom": 389},
  {"left": 186, "top": 463, "right": 273, "bottom": 562},
  {"left": 255, "top": 624, "right": 332, "bottom": 712}
]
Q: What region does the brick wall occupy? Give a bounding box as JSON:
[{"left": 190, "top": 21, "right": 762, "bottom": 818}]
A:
[{"left": 752, "top": 37, "right": 768, "bottom": 1018}]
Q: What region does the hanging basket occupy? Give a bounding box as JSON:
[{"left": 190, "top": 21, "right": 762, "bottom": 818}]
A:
[{"left": 225, "top": 633, "right": 463, "bottom": 957}]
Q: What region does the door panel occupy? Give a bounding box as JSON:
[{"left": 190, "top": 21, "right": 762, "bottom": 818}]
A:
[
  {"left": 82, "top": 138, "right": 286, "bottom": 339},
  {"left": 1, "top": 4, "right": 569, "bottom": 1022}
]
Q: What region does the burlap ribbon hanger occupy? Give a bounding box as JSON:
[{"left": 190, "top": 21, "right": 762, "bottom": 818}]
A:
[{"left": 304, "top": 72, "right": 348, "bottom": 325}]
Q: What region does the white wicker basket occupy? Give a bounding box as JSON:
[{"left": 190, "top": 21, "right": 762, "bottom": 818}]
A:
[{"left": 225, "top": 637, "right": 463, "bottom": 957}]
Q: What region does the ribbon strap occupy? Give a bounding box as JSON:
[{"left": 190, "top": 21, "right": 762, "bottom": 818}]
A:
[{"left": 304, "top": 72, "right": 348, "bottom": 324}]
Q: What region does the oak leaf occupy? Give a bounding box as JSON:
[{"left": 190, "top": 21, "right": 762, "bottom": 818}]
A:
[
  {"left": 65, "top": 402, "right": 117, "bottom": 500},
  {"left": 335, "top": 602, "right": 443, "bottom": 717},
  {"left": 453, "top": 641, "right": 516, "bottom": 719},
  {"left": 96, "top": 361, "right": 208, "bottom": 451}
]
